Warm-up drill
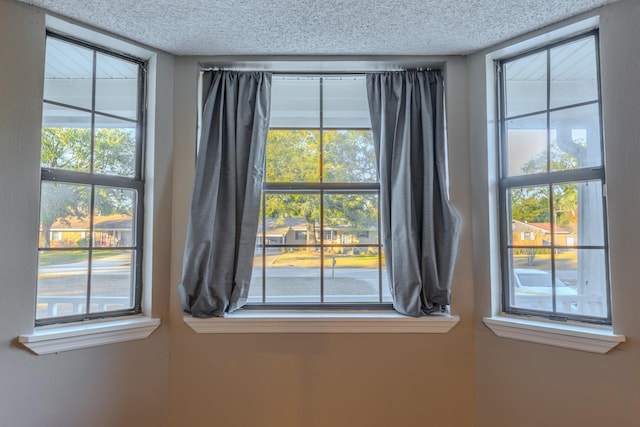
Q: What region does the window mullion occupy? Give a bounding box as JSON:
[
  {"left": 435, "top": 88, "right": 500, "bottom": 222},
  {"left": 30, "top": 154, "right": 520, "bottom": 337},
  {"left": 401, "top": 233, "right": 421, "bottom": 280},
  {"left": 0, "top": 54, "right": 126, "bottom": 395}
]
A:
[
  {"left": 86, "top": 185, "right": 96, "bottom": 316},
  {"left": 262, "top": 191, "right": 266, "bottom": 303},
  {"left": 319, "top": 77, "right": 325, "bottom": 303},
  {"left": 500, "top": 168, "right": 604, "bottom": 189}
]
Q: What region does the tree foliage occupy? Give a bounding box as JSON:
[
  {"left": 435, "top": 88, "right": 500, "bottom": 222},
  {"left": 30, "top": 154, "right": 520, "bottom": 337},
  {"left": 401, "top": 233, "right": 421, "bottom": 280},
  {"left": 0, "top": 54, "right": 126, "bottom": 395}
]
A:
[
  {"left": 39, "top": 127, "right": 136, "bottom": 247},
  {"left": 264, "top": 129, "right": 378, "bottom": 244},
  {"left": 510, "top": 145, "right": 578, "bottom": 231}
]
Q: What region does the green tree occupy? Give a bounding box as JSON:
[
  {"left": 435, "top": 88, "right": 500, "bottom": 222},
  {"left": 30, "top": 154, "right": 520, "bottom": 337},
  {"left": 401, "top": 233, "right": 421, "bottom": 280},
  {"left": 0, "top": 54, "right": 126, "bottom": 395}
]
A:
[
  {"left": 39, "top": 182, "right": 88, "bottom": 248},
  {"left": 323, "top": 130, "right": 377, "bottom": 182},
  {"left": 322, "top": 130, "right": 377, "bottom": 235},
  {"left": 39, "top": 127, "right": 136, "bottom": 247},
  {"left": 41, "top": 127, "right": 91, "bottom": 171},
  {"left": 264, "top": 129, "right": 378, "bottom": 245},
  {"left": 265, "top": 130, "right": 320, "bottom": 243},
  {"left": 93, "top": 128, "right": 136, "bottom": 176},
  {"left": 511, "top": 145, "right": 578, "bottom": 230}
]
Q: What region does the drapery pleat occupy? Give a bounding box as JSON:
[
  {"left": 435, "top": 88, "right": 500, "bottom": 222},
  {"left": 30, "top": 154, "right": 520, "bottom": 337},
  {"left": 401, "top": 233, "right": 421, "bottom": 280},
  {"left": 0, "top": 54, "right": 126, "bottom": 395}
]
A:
[
  {"left": 179, "top": 71, "right": 271, "bottom": 317},
  {"left": 366, "top": 70, "right": 461, "bottom": 317}
]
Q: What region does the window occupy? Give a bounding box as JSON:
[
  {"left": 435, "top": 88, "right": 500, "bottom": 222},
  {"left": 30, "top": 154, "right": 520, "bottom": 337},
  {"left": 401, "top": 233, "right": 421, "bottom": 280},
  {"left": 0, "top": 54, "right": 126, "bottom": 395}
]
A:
[
  {"left": 36, "top": 32, "right": 145, "bottom": 325},
  {"left": 497, "top": 31, "right": 610, "bottom": 323},
  {"left": 250, "top": 75, "right": 390, "bottom": 305}
]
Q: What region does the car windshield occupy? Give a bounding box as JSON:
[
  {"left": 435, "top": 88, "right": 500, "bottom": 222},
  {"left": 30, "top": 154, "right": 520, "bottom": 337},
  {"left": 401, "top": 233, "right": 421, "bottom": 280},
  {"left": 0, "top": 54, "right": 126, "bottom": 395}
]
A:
[{"left": 517, "top": 272, "right": 566, "bottom": 288}]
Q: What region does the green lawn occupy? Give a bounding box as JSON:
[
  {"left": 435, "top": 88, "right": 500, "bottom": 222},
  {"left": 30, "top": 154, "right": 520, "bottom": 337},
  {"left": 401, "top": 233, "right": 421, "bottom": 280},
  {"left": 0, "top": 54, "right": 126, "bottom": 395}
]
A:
[
  {"left": 38, "top": 249, "right": 126, "bottom": 266},
  {"left": 258, "top": 250, "right": 383, "bottom": 269}
]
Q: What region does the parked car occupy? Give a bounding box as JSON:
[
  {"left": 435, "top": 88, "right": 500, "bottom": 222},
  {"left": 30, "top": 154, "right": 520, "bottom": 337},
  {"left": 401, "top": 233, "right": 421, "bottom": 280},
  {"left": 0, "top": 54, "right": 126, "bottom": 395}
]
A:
[{"left": 512, "top": 268, "right": 578, "bottom": 312}]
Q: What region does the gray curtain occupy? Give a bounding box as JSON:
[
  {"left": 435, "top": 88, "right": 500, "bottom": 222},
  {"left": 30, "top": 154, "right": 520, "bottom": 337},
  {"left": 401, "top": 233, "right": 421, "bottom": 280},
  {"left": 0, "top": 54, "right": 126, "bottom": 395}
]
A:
[
  {"left": 179, "top": 71, "right": 271, "bottom": 317},
  {"left": 366, "top": 70, "right": 461, "bottom": 317}
]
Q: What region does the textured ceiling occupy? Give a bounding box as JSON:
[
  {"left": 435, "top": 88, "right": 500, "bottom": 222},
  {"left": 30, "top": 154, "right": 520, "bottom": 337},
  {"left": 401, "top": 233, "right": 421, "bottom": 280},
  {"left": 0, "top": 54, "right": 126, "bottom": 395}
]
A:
[{"left": 16, "top": 0, "right": 616, "bottom": 56}]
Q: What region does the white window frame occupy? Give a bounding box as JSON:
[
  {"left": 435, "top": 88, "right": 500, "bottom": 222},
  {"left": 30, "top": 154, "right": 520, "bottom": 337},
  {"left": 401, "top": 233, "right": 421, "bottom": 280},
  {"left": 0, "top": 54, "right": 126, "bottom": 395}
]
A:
[
  {"left": 497, "top": 30, "right": 610, "bottom": 323},
  {"left": 36, "top": 30, "right": 146, "bottom": 326},
  {"left": 481, "top": 17, "right": 625, "bottom": 353},
  {"left": 19, "top": 16, "right": 160, "bottom": 355}
]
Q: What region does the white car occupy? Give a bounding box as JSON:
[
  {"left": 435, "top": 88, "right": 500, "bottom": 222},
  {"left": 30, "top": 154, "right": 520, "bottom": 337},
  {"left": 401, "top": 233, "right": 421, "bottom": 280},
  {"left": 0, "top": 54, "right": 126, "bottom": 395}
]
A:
[{"left": 512, "top": 268, "right": 578, "bottom": 312}]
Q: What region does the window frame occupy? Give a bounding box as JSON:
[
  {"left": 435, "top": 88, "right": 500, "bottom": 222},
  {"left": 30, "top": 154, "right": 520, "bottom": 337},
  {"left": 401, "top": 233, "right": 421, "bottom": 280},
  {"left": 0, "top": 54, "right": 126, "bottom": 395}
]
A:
[
  {"left": 496, "top": 29, "right": 612, "bottom": 325},
  {"left": 250, "top": 73, "right": 388, "bottom": 308},
  {"left": 36, "top": 31, "right": 147, "bottom": 326}
]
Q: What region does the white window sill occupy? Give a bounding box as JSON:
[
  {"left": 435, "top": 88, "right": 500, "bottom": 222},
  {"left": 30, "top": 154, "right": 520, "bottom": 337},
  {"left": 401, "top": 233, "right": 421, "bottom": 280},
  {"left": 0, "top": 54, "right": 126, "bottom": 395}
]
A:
[
  {"left": 18, "top": 315, "right": 161, "bottom": 355},
  {"left": 184, "top": 310, "right": 460, "bottom": 334},
  {"left": 483, "top": 315, "right": 625, "bottom": 354}
]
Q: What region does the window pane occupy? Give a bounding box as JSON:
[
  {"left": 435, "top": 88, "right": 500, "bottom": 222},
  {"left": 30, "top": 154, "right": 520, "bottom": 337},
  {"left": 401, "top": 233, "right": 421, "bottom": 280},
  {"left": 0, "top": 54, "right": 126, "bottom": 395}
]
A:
[
  {"left": 508, "top": 185, "right": 550, "bottom": 246},
  {"left": 44, "top": 37, "right": 93, "bottom": 110},
  {"left": 95, "top": 53, "right": 139, "bottom": 120},
  {"left": 94, "top": 187, "right": 136, "bottom": 247},
  {"left": 270, "top": 77, "right": 320, "bottom": 128},
  {"left": 265, "top": 248, "right": 321, "bottom": 303},
  {"left": 94, "top": 115, "right": 137, "bottom": 177},
  {"left": 89, "top": 249, "right": 134, "bottom": 313},
  {"left": 263, "top": 193, "right": 320, "bottom": 245},
  {"left": 509, "top": 248, "right": 553, "bottom": 312},
  {"left": 551, "top": 183, "right": 578, "bottom": 247},
  {"left": 504, "top": 51, "right": 547, "bottom": 117},
  {"left": 550, "top": 36, "right": 598, "bottom": 109},
  {"left": 249, "top": 250, "right": 264, "bottom": 303},
  {"left": 505, "top": 114, "right": 547, "bottom": 176},
  {"left": 550, "top": 104, "right": 601, "bottom": 171},
  {"left": 324, "top": 193, "right": 379, "bottom": 244},
  {"left": 41, "top": 104, "right": 92, "bottom": 172},
  {"left": 39, "top": 182, "right": 91, "bottom": 249},
  {"left": 557, "top": 249, "right": 608, "bottom": 318},
  {"left": 323, "top": 130, "right": 377, "bottom": 182},
  {"left": 380, "top": 250, "right": 392, "bottom": 302},
  {"left": 323, "top": 77, "right": 371, "bottom": 128},
  {"left": 36, "top": 250, "right": 89, "bottom": 319},
  {"left": 323, "top": 247, "right": 380, "bottom": 303},
  {"left": 265, "top": 130, "right": 320, "bottom": 182},
  {"left": 552, "top": 181, "right": 604, "bottom": 247}
]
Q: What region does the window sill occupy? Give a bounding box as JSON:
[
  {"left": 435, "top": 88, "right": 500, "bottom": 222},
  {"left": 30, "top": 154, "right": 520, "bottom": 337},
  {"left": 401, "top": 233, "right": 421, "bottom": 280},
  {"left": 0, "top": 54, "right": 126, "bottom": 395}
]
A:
[
  {"left": 18, "top": 315, "right": 161, "bottom": 355},
  {"left": 483, "top": 315, "right": 625, "bottom": 354},
  {"left": 184, "top": 310, "right": 459, "bottom": 334}
]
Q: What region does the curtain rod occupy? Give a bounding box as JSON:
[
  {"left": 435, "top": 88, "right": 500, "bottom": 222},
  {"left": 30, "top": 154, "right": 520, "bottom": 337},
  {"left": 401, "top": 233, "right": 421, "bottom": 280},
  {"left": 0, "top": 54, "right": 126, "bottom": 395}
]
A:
[
  {"left": 199, "top": 67, "right": 437, "bottom": 73},
  {"left": 197, "top": 59, "right": 444, "bottom": 73}
]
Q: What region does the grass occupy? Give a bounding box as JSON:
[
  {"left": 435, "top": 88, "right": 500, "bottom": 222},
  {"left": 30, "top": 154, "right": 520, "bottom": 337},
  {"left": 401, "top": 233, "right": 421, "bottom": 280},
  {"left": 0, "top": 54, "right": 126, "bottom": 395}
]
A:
[
  {"left": 38, "top": 249, "right": 126, "bottom": 266},
  {"left": 257, "top": 250, "right": 383, "bottom": 269}
]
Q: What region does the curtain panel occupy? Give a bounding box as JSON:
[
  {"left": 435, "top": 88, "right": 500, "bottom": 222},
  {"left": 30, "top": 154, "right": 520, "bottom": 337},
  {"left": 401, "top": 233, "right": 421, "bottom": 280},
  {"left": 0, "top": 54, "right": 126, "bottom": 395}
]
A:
[
  {"left": 367, "top": 70, "right": 461, "bottom": 317},
  {"left": 179, "top": 71, "right": 272, "bottom": 317}
]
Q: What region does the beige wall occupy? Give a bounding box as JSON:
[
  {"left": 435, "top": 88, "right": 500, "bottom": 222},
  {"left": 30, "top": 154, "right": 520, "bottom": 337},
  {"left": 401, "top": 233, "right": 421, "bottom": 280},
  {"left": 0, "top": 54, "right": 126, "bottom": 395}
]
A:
[
  {"left": 0, "top": 1, "right": 173, "bottom": 426},
  {"left": 469, "top": 1, "right": 640, "bottom": 426}
]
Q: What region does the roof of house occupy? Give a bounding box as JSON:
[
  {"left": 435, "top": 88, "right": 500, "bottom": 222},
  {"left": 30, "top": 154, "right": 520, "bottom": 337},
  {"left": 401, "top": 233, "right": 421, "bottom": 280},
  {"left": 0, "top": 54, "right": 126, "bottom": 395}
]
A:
[
  {"left": 512, "top": 219, "right": 569, "bottom": 234},
  {"left": 46, "top": 214, "right": 133, "bottom": 231},
  {"left": 263, "top": 217, "right": 377, "bottom": 234}
]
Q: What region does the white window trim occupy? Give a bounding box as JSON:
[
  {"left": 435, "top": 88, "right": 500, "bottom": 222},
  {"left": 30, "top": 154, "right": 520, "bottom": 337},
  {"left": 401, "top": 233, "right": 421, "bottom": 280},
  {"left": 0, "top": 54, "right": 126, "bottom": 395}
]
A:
[
  {"left": 19, "top": 316, "right": 160, "bottom": 355},
  {"left": 16, "top": 16, "right": 162, "bottom": 355},
  {"left": 481, "top": 16, "right": 625, "bottom": 353},
  {"left": 184, "top": 311, "right": 459, "bottom": 334},
  {"left": 483, "top": 316, "right": 624, "bottom": 354}
]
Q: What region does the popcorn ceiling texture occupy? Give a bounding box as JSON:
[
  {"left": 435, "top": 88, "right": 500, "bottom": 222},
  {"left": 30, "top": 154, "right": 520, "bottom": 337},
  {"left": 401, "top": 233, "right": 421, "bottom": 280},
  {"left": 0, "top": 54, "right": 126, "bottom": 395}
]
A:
[{"left": 17, "top": 0, "right": 615, "bottom": 56}]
